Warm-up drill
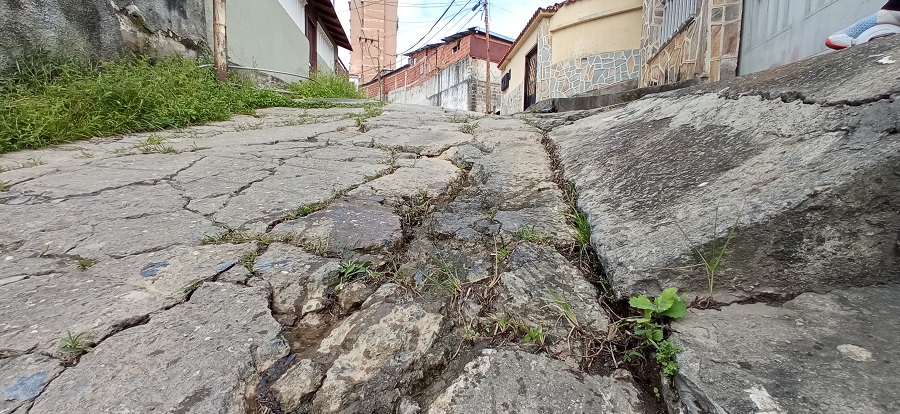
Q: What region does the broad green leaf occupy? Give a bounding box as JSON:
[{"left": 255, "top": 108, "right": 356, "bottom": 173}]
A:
[
  {"left": 651, "top": 329, "right": 664, "bottom": 342},
  {"left": 655, "top": 287, "right": 679, "bottom": 312},
  {"left": 629, "top": 295, "right": 655, "bottom": 311},
  {"left": 660, "top": 298, "right": 687, "bottom": 319}
]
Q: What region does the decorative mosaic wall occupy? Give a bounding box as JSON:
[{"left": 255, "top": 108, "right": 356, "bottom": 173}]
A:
[
  {"left": 498, "top": 19, "right": 642, "bottom": 114},
  {"left": 639, "top": 0, "right": 742, "bottom": 86},
  {"left": 533, "top": 21, "right": 639, "bottom": 100},
  {"left": 500, "top": 83, "right": 523, "bottom": 115},
  {"left": 644, "top": 15, "right": 705, "bottom": 85},
  {"left": 543, "top": 50, "right": 642, "bottom": 98}
]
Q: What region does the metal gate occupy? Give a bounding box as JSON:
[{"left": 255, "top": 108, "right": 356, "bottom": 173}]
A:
[{"left": 524, "top": 47, "right": 537, "bottom": 110}]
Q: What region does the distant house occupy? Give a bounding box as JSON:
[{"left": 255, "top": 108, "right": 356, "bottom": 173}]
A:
[
  {"left": 0, "top": 0, "right": 350, "bottom": 83},
  {"left": 498, "top": 0, "right": 643, "bottom": 114},
  {"left": 361, "top": 27, "right": 513, "bottom": 113},
  {"left": 640, "top": 0, "right": 887, "bottom": 86},
  {"left": 217, "top": 0, "right": 352, "bottom": 82}
]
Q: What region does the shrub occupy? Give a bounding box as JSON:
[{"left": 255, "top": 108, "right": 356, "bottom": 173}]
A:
[
  {"left": 289, "top": 72, "right": 364, "bottom": 99},
  {"left": 0, "top": 54, "right": 309, "bottom": 152}
]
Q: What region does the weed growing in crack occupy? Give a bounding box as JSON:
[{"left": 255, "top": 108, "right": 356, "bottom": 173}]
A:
[
  {"left": 448, "top": 114, "right": 479, "bottom": 123},
  {"left": 396, "top": 190, "right": 433, "bottom": 228},
  {"left": 58, "top": 331, "right": 92, "bottom": 359},
  {"left": 628, "top": 287, "right": 687, "bottom": 376},
  {"left": 76, "top": 258, "right": 97, "bottom": 270},
  {"left": 424, "top": 254, "right": 462, "bottom": 295},
  {"left": 423, "top": 271, "right": 461, "bottom": 294},
  {"left": 300, "top": 237, "right": 329, "bottom": 256},
  {"left": 562, "top": 209, "right": 591, "bottom": 254},
  {"left": 522, "top": 325, "right": 546, "bottom": 346},
  {"left": 0, "top": 180, "right": 8, "bottom": 192},
  {"left": 494, "top": 247, "right": 510, "bottom": 263},
  {"left": 458, "top": 123, "right": 476, "bottom": 134},
  {"left": 518, "top": 225, "right": 550, "bottom": 244},
  {"left": 491, "top": 313, "right": 516, "bottom": 335},
  {"left": 239, "top": 250, "right": 258, "bottom": 273},
  {"left": 136, "top": 135, "right": 177, "bottom": 154},
  {"left": 337, "top": 260, "right": 371, "bottom": 290},
  {"left": 673, "top": 207, "right": 742, "bottom": 299},
  {"left": 20, "top": 158, "right": 45, "bottom": 168},
  {"left": 201, "top": 228, "right": 290, "bottom": 246},
  {"left": 287, "top": 202, "right": 327, "bottom": 220},
  {"left": 546, "top": 287, "right": 579, "bottom": 332},
  {"left": 183, "top": 280, "right": 202, "bottom": 294},
  {"left": 363, "top": 105, "right": 384, "bottom": 119},
  {"left": 463, "top": 326, "right": 479, "bottom": 343}
]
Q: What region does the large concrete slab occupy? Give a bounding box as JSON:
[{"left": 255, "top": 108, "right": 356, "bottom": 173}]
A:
[
  {"left": 28, "top": 282, "right": 288, "bottom": 413},
  {"left": 672, "top": 284, "right": 900, "bottom": 414},
  {"left": 550, "top": 37, "right": 900, "bottom": 299},
  {"left": 427, "top": 350, "right": 642, "bottom": 414}
]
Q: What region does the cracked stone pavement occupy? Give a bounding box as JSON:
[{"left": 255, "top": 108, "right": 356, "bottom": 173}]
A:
[
  {"left": 1, "top": 37, "right": 899, "bottom": 414},
  {"left": 0, "top": 103, "right": 629, "bottom": 414}
]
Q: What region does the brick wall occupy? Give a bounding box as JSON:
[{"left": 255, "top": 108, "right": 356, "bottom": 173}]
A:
[{"left": 361, "top": 32, "right": 512, "bottom": 100}]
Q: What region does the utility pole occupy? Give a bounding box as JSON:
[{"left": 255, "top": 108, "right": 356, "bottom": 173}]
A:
[
  {"left": 213, "top": 0, "right": 228, "bottom": 82},
  {"left": 483, "top": 0, "right": 492, "bottom": 114},
  {"left": 361, "top": 36, "right": 384, "bottom": 100}
]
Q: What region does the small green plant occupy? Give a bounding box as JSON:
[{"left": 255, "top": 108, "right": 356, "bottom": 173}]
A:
[
  {"left": 494, "top": 247, "right": 510, "bottom": 263},
  {"left": 424, "top": 254, "right": 462, "bottom": 294},
  {"left": 76, "top": 258, "right": 96, "bottom": 270},
  {"left": 58, "top": 331, "right": 91, "bottom": 357},
  {"left": 463, "top": 326, "right": 478, "bottom": 342},
  {"left": 135, "top": 135, "right": 177, "bottom": 154},
  {"left": 0, "top": 54, "right": 330, "bottom": 153},
  {"left": 238, "top": 250, "right": 257, "bottom": 273},
  {"left": 337, "top": 260, "right": 371, "bottom": 290},
  {"left": 629, "top": 287, "right": 687, "bottom": 376},
  {"left": 0, "top": 180, "right": 8, "bottom": 191},
  {"left": 655, "top": 338, "right": 682, "bottom": 376},
  {"left": 492, "top": 314, "right": 515, "bottom": 335},
  {"left": 288, "top": 72, "right": 365, "bottom": 99},
  {"left": 300, "top": 237, "right": 329, "bottom": 256},
  {"left": 562, "top": 209, "right": 591, "bottom": 253},
  {"left": 674, "top": 209, "right": 742, "bottom": 298},
  {"left": 183, "top": 280, "right": 202, "bottom": 294},
  {"left": 546, "top": 287, "right": 579, "bottom": 330},
  {"left": 20, "top": 158, "right": 45, "bottom": 168},
  {"left": 522, "top": 325, "right": 546, "bottom": 346},
  {"left": 458, "top": 123, "right": 476, "bottom": 134},
  {"left": 289, "top": 202, "right": 327, "bottom": 219},
  {"left": 518, "top": 225, "right": 550, "bottom": 244},
  {"left": 363, "top": 104, "right": 384, "bottom": 119}
]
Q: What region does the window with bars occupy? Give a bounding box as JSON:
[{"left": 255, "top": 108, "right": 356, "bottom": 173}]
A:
[{"left": 660, "top": 0, "right": 699, "bottom": 44}]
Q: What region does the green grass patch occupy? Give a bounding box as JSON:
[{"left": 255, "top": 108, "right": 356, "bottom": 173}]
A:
[
  {"left": 0, "top": 54, "right": 358, "bottom": 153},
  {"left": 289, "top": 72, "right": 364, "bottom": 99}
]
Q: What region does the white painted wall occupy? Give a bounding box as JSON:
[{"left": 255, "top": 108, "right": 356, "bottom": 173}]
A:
[
  {"left": 740, "top": 0, "right": 885, "bottom": 74},
  {"left": 277, "top": 0, "right": 306, "bottom": 34}
]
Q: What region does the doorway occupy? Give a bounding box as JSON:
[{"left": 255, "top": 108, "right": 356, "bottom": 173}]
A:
[{"left": 524, "top": 46, "right": 537, "bottom": 110}]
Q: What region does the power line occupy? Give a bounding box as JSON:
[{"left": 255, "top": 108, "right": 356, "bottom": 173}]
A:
[
  {"left": 398, "top": 0, "right": 459, "bottom": 54},
  {"left": 407, "top": 0, "right": 475, "bottom": 51}
]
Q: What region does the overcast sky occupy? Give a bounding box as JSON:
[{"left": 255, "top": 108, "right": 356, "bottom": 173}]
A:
[{"left": 334, "top": 0, "right": 558, "bottom": 68}]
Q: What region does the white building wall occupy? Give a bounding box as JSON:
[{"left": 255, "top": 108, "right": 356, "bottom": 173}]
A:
[
  {"left": 740, "top": 0, "right": 885, "bottom": 74},
  {"left": 386, "top": 56, "right": 472, "bottom": 111}
]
